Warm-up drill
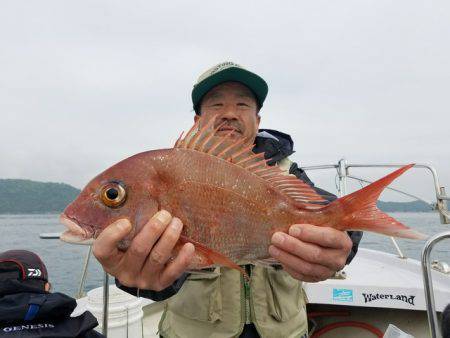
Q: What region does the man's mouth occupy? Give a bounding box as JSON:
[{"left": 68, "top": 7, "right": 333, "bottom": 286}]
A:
[{"left": 217, "top": 125, "right": 241, "bottom": 134}]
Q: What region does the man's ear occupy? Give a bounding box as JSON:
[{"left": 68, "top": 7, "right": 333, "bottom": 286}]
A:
[
  {"left": 194, "top": 115, "right": 199, "bottom": 123},
  {"left": 44, "top": 282, "right": 51, "bottom": 292}
]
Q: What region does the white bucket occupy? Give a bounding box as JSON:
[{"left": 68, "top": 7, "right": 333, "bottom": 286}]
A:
[
  {"left": 86, "top": 285, "right": 145, "bottom": 338},
  {"left": 383, "top": 324, "right": 415, "bottom": 338}
]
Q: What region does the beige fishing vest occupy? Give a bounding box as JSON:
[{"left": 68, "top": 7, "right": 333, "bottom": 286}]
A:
[{"left": 158, "top": 265, "right": 308, "bottom": 338}]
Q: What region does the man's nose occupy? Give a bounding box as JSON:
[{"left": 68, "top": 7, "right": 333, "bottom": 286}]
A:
[{"left": 220, "top": 105, "right": 239, "bottom": 120}]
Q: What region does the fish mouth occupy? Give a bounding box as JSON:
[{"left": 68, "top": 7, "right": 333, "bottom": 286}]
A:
[{"left": 59, "top": 214, "right": 94, "bottom": 245}]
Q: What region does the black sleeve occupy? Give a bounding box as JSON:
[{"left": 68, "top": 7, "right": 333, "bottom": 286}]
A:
[
  {"left": 442, "top": 303, "right": 450, "bottom": 338},
  {"left": 84, "top": 330, "right": 106, "bottom": 338},
  {"left": 115, "top": 274, "right": 189, "bottom": 301},
  {"left": 289, "top": 162, "right": 363, "bottom": 265}
]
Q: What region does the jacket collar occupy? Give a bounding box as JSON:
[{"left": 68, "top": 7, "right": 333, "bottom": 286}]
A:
[{"left": 253, "top": 129, "right": 295, "bottom": 165}]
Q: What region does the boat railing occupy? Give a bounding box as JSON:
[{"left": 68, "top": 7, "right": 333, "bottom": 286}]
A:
[
  {"left": 77, "top": 245, "right": 92, "bottom": 298},
  {"left": 301, "top": 159, "right": 450, "bottom": 259},
  {"left": 422, "top": 230, "right": 450, "bottom": 338}
]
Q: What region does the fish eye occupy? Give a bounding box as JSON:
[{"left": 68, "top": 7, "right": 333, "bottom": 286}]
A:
[
  {"left": 100, "top": 182, "right": 126, "bottom": 208},
  {"left": 106, "top": 188, "right": 118, "bottom": 200}
]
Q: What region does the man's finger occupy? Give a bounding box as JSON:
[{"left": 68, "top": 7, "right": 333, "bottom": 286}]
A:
[
  {"left": 268, "top": 245, "right": 334, "bottom": 281},
  {"left": 93, "top": 219, "right": 131, "bottom": 270},
  {"left": 148, "top": 217, "right": 183, "bottom": 266},
  {"left": 282, "top": 266, "right": 322, "bottom": 283},
  {"left": 159, "top": 243, "right": 195, "bottom": 288},
  {"left": 124, "top": 210, "right": 172, "bottom": 271},
  {"left": 288, "top": 224, "right": 352, "bottom": 250},
  {"left": 271, "top": 232, "right": 346, "bottom": 271}
]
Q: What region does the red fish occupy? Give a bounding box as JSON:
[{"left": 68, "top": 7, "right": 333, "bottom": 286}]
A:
[{"left": 60, "top": 119, "right": 426, "bottom": 272}]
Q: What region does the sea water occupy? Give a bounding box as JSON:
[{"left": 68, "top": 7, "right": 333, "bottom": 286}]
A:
[{"left": 0, "top": 212, "right": 449, "bottom": 297}]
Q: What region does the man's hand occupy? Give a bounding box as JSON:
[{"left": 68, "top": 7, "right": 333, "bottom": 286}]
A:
[
  {"left": 93, "top": 210, "right": 195, "bottom": 291},
  {"left": 269, "top": 224, "right": 353, "bottom": 282}
]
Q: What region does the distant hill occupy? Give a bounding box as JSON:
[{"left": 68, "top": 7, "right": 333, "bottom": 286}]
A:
[
  {"left": 0, "top": 179, "right": 80, "bottom": 214},
  {"left": 377, "top": 200, "right": 432, "bottom": 212}
]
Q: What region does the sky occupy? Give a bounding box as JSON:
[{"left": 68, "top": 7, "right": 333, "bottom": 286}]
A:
[{"left": 1, "top": 0, "right": 449, "bottom": 204}]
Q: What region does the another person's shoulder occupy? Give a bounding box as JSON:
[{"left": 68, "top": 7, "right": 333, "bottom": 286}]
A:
[{"left": 0, "top": 249, "right": 105, "bottom": 337}]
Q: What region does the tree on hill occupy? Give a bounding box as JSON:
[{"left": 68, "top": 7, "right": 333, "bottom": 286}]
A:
[
  {"left": 377, "top": 200, "right": 432, "bottom": 212},
  {"left": 0, "top": 179, "right": 80, "bottom": 214}
]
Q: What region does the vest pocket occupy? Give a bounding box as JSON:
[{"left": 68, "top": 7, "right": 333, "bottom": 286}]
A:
[
  {"left": 169, "top": 269, "right": 222, "bottom": 323},
  {"left": 265, "top": 269, "right": 303, "bottom": 322}
]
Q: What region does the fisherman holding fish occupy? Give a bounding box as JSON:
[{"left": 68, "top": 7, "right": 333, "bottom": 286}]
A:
[
  {"left": 90, "top": 62, "right": 361, "bottom": 338},
  {"left": 60, "top": 62, "right": 421, "bottom": 337}
]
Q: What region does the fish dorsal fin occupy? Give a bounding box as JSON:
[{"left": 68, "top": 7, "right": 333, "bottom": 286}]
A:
[{"left": 174, "top": 119, "right": 327, "bottom": 206}]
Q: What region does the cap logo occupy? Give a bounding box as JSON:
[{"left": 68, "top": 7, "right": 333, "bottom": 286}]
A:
[
  {"left": 209, "top": 61, "right": 240, "bottom": 75},
  {"left": 196, "top": 61, "right": 243, "bottom": 84},
  {"left": 27, "top": 268, "right": 42, "bottom": 277}
]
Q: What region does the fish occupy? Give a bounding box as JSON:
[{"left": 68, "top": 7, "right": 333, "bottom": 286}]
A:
[{"left": 60, "top": 118, "right": 426, "bottom": 272}]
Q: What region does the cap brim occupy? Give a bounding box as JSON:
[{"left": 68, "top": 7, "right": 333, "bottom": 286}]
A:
[{"left": 192, "top": 67, "right": 268, "bottom": 113}]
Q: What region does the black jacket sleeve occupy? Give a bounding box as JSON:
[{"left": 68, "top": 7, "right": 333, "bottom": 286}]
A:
[
  {"left": 116, "top": 273, "right": 189, "bottom": 302},
  {"left": 288, "top": 162, "right": 363, "bottom": 265}
]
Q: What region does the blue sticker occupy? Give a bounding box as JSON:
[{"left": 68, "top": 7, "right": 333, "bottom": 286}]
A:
[{"left": 333, "top": 288, "right": 353, "bottom": 302}]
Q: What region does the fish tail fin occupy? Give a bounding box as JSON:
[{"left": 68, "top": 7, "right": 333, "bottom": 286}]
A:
[{"left": 325, "top": 164, "right": 427, "bottom": 240}]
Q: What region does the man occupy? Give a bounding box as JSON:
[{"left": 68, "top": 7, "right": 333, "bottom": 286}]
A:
[
  {"left": 93, "top": 62, "right": 362, "bottom": 338},
  {"left": 0, "top": 250, "right": 104, "bottom": 338}
]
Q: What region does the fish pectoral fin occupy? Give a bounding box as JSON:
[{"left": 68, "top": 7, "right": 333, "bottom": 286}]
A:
[{"left": 179, "top": 235, "right": 247, "bottom": 278}]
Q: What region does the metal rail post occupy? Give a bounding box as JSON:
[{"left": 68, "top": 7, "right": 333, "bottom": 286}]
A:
[
  {"left": 421, "top": 230, "right": 450, "bottom": 338},
  {"left": 76, "top": 245, "right": 92, "bottom": 298},
  {"left": 438, "top": 187, "right": 450, "bottom": 224},
  {"left": 337, "top": 158, "right": 348, "bottom": 197},
  {"left": 102, "top": 271, "right": 109, "bottom": 337}
]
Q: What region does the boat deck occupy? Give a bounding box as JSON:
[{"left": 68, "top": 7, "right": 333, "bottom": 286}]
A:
[{"left": 304, "top": 248, "right": 450, "bottom": 312}]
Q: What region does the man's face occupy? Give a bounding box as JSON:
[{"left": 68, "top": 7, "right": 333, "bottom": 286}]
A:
[{"left": 195, "top": 82, "right": 261, "bottom": 144}]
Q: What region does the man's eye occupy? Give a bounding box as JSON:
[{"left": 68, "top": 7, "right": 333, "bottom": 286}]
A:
[
  {"left": 211, "top": 103, "right": 223, "bottom": 107},
  {"left": 237, "top": 103, "right": 250, "bottom": 107}
]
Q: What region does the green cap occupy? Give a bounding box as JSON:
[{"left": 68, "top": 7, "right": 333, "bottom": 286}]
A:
[{"left": 192, "top": 61, "right": 268, "bottom": 114}]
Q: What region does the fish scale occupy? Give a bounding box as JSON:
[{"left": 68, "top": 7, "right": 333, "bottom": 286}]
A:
[{"left": 160, "top": 179, "right": 277, "bottom": 261}]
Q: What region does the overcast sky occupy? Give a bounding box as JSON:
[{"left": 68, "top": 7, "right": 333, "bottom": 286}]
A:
[{"left": 1, "top": 1, "right": 449, "bottom": 203}]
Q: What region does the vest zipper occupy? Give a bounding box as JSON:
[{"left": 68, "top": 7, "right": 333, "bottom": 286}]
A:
[
  {"left": 238, "top": 265, "right": 255, "bottom": 336},
  {"left": 248, "top": 266, "right": 264, "bottom": 337},
  {"left": 237, "top": 270, "right": 246, "bottom": 337},
  {"left": 244, "top": 267, "right": 251, "bottom": 324}
]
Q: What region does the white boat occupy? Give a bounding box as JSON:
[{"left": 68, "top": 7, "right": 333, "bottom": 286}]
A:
[{"left": 59, "top": 159, "right": 450, "bottom": 337}]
